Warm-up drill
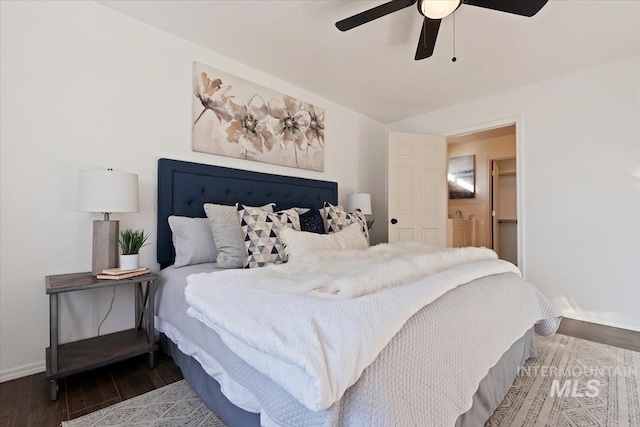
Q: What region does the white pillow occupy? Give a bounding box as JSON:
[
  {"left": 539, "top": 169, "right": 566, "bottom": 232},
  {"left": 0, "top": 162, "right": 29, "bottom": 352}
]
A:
[
  {"left": 281, "top": 223, "right": 368, "bottom": 262},
  {"left": 168, "top": 216, "right": 217, "bottom": 268}
]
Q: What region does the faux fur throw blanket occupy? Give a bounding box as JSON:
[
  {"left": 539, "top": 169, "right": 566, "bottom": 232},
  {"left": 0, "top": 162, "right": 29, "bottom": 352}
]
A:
[{"left": 256, "top": 242, "right": 508, "bottom": 299}]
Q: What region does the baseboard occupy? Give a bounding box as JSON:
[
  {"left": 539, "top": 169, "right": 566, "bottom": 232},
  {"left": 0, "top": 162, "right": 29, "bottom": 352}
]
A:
[
  {"left": 561, "top": 313, "right": 640, "bottom": 333},
  {"left": 0, "top": 360, "right": 46, "bottom": 383}
]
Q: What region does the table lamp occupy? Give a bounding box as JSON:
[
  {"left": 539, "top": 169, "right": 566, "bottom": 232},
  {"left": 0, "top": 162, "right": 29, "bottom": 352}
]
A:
[
  {"left": 76, "top": 169, "right": 139, "bottom": 275},
  {"left": 346, "top": 193, "right": 374, "bottom": 229},
  {"left": 346, "top": 193, "right": 372, "bottom": 215}
]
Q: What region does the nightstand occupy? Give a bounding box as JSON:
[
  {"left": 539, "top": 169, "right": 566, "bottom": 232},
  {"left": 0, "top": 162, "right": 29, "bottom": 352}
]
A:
[{"left": 45, "top": 272, "right": 159, "bottom": 401}]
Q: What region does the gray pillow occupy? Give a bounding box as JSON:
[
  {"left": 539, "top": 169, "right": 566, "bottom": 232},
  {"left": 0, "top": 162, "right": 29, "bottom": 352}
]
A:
[
  {"left": 168, "top": 216, "right": 218, "bottom": 268},
  {"left": 203, "top": 202, "right": 275, "bottom": 269}
]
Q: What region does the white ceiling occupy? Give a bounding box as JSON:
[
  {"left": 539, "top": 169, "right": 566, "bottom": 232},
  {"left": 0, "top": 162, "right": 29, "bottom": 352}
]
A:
[{"left": 98, "top": 0, "right": 640, "bottom": 124}]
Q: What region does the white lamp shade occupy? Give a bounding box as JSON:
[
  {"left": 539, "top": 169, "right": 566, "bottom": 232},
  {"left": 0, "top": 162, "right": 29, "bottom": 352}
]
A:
[
  {"left": 345, "top": 193, "right": 372, "bottom": 215},
  {"left": 419, "top": 0, "right": 460, "bottom": 19},
  {"left": 76, "top": 169, "right": 139, "bottom": 213}
]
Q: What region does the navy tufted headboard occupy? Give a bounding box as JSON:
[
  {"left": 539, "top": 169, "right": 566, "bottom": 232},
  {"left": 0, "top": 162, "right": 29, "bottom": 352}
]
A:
[{"left": 157, "top": 158, "right": 338, "bottom": 268}]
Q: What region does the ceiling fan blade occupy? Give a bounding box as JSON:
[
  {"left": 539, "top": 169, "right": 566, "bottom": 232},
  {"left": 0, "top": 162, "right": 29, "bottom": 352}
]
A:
[
  {"left": 463, "top": 0, "right": 548, "bottom": 17},
  {"left": 415, "top": 17, "right": 441, "bottom": 60},
  {"left": 336, "top": 0, "right": 416, "bottom": 31}
]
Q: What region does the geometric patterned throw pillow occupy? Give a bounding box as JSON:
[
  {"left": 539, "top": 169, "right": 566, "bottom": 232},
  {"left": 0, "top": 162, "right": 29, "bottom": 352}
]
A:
[
  {"left": 322, "top": 202, "right": 370, "bottom": 244},
  {"left": 237, "top": 204, "right": 301, "bottom": 268}
]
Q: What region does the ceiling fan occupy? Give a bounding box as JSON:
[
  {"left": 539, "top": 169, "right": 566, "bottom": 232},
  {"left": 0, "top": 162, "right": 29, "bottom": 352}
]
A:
[{"left": 336, "top": 0, "right": 549, "bottom": 60}]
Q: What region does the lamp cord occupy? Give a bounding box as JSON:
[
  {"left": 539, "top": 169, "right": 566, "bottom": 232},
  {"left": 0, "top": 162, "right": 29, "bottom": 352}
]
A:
[{"left": 97, "top": 287, "right": 116, "bottom": 336}]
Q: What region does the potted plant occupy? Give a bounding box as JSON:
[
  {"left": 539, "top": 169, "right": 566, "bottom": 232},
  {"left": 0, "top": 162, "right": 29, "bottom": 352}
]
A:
[{"left": 117, "top": 229, "right": 149, "bottom": 270}]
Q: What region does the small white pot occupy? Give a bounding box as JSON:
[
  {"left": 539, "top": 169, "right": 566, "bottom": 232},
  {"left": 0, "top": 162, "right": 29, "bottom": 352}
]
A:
[{"left": 119, "top": 254, "right": 139, "bottom": 270}]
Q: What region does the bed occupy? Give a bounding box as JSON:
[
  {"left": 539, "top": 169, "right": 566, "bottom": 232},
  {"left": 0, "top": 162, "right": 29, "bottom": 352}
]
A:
[{"left": 154, "top": 158, "right": 560, "bottom": 426}]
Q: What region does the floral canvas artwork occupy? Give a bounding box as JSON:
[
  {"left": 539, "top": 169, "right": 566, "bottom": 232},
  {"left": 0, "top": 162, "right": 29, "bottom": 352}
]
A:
[{"left": 192, "top": 61, "right": 325, "bottom": 171}]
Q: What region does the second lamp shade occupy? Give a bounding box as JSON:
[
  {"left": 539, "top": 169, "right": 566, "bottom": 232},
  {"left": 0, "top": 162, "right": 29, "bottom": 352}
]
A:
[{"left": 345, "top": 193, "right": 372, "bottom": 215}]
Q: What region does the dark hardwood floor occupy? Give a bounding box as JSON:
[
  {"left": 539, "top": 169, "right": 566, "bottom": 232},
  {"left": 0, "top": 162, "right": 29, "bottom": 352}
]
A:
[
  {"left": 557, "top": 317, "right": 640, "bottom": 352},
  {"left": 1, "top": 318, "right": 638, "bottom": 426},
  {"left": 0, "top": 352, "right": 182, "bottom": 426}
]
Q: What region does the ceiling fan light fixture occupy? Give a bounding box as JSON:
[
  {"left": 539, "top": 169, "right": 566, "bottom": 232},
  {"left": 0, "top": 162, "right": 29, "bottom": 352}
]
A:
[
  {"left": 336, "top": 0, "right": 549, "bottom": 61},
  {"left": 418, "top": 0, "right": 461, "bottom": 19}
]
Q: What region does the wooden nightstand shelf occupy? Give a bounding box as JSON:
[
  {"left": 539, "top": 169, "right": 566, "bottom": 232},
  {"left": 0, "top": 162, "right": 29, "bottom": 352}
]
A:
[{"left": 45, "top": 272, "right": 159, "bottom": 401}]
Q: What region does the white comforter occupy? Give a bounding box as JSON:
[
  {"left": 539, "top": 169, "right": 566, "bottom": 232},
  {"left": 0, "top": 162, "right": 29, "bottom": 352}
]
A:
[{"left": 185, "top": 243, "right": 522, "bottom": 411}]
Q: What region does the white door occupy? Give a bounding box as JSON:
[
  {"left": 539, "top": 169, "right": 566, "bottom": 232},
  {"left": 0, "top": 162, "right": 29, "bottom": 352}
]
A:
[{"left": 388, "top": 132, "right": 447, "bottom": 246}]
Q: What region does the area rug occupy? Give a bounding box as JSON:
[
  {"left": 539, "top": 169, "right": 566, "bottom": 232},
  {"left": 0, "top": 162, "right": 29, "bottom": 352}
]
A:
[
  {"left": 61, "top": 380, "right": 225, "bottom": 427},
  {"left": 63, "top": 334, "right": 639, "bottom": 427},
  {"left": 487, "top": 334, "right": 640, "bottom": 426}
]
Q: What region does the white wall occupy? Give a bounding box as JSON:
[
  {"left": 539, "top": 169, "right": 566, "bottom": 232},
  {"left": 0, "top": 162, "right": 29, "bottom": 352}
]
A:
[
  {"left": 0, "top": 1, "right": 386, "bottom": 380},
  {"left": 389, "top": 55, "right": 640, "bottom": 332}
]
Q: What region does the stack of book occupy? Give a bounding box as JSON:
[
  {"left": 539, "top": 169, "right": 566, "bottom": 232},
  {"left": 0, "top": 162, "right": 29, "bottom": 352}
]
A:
[{"left": 96, "top": 267, "right": 150, "bottom": 280}]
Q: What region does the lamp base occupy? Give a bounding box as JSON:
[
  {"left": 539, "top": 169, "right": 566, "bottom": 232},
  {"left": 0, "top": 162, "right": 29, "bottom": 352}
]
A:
[{"left": 92, "top": 220, "right": 119, "bottom": 275}]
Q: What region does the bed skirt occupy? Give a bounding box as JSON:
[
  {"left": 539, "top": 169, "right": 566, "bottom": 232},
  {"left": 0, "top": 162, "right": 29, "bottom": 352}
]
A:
[
  {"left": 161, "top": 334, "right": 260, "bottom": 426},
  {"left": 160, "top": 326, "right": 536, "bottom": 427}
]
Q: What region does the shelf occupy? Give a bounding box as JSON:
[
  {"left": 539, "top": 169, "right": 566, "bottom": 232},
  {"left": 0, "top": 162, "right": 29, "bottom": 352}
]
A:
[
  {"left": 498, "top": 219, "right": 518, "bottom": 224},
  {"left": 46, "top": 329, "right": 157, "bottom": 380},
  {"left": 46, "top": 271, "right": 157, "bottom": 294}
]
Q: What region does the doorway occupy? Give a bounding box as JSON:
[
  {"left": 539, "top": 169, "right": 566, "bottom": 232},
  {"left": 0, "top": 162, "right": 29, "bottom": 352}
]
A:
[
  {"left": 445, "top": 125, "right": 518, "bottom": 264},
  {"left": 490, "top": 157, "right": 518, "bottom": 265}
]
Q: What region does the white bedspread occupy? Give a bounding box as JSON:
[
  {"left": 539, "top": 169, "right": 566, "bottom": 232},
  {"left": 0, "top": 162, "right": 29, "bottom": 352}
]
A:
[{"left": 185, "top": 243, "right": 522, "bottom": 411}]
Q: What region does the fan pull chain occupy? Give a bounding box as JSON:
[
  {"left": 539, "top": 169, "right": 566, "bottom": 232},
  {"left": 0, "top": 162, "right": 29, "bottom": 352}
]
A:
[{"left": 452, "top": 12, "right": 457, "bottom": 62}]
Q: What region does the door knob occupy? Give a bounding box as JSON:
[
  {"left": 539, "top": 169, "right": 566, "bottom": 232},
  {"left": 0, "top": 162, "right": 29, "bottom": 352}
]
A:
[{"left": 390, "top": 218, "right": 398, "bottom": 224}]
